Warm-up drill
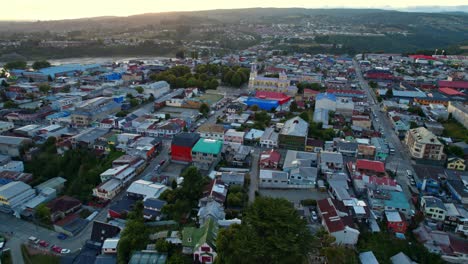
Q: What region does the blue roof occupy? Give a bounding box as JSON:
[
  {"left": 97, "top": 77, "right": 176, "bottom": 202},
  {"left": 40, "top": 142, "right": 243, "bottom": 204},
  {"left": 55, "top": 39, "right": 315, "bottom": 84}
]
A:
[
  {"left": 316, "top": 93, "right": 337, "bottom": 102},
  {"left": 46, "top": 111, "right": 71, "bottom": 120},
  {"left": 245, "top": 97, "right": 279, "bottom": 110},
  {"left": 384, "top": 191, "right": 411, "bottom": 211},
  {"left": 37, "top": 64, "right": 101, "bottom": 77}
]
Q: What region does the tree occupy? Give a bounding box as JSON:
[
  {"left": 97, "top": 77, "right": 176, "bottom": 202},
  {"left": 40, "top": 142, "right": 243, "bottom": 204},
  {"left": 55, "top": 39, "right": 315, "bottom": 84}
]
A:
[
  {"left": 175, "top": 50, "right": 185, "bottom": 59},
  {"left": 409, "top": 121, "right": 418, "bottom": 129},
  {"left": 199, "top": 103, "right": 210, "bottom": 117},
  {"left": 116, "top": 111, "right": 129, "bottom": 117},
  {"left": 4, "top": 60, "right": 27, "bottom": 70},
  {"left": 38, "top": 84, "right": 51, "bottom": 94},
  {"left": 117, "top": 202, "right": 149, "bottom": 264},
  {"left": 3, "top": 100, "right": 17, "bottom": 108},
  {"left": 216, "top": 197, "right": 312, "bottom": 264},
  {"left": 386, "top": 88, "right": 393, "bottom": 98},
  {"left": 35, "top": 203, "right": 51, "bottom": 226},
  {"left": 32, "top": 60, "right": 51, "bottom": 70},
  {"left": 368, "top": 81, "right": 378, "bottom": 89},
  {"left": 299, "top": 112, "right": 309, "bottom": 122},
  {"left": 448, "top": 145, "right": 464, "bottom": 158},
  {"left": 290, "top": 101, "right": 298, "bottom": 112},
  {"left": 165, "top": 113, "right": 171, "bottom": 120},
  {"left": 251, "top": 104, "right": 259, "bottom": 111},
  {"left": 135, "top": 86, "right": 144, "bottom": 94},
  {"left": 129, "top": 98, "right": 139, "bottom": 107}
]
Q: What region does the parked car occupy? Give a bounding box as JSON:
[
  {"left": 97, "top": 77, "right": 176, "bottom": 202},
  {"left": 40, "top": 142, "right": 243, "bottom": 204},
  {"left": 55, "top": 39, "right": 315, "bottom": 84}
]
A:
[
  {"left": 39, "top": 240, "right": 49, "bottom": 248},
  {"left": 28, "top": 236, "right": 40, "bottom": 244},
  {"left": 0, "top": 235, "right": 5, "bottom": 249},
  {"left": 61, "top": 248, "right": 71, "bottom": 254},
  {"left": 311, "top": 211, "right": 318, "bottom": 221},
  {"left": 57, "top": 233, "right": 68, "bottom": 240},
  {"left": 51, "top": 245, "right": 62, "bottom": 254}
]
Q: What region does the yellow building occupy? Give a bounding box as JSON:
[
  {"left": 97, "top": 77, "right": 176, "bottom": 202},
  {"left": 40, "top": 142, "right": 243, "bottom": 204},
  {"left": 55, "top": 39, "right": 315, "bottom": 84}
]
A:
[
  {"left": 248, "top": 64, "right": 298, "bottom": 95},
  {"left": 447, "top": 157, "right": 466, "bottom": 171}
]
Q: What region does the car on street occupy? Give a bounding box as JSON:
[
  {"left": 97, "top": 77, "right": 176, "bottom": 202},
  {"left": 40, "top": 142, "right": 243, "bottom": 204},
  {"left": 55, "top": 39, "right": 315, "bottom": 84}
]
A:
[
  {"left": 51, "top": 245, "right": 62, "bottom": 254},
  {"left": 61, "top": 248, "right": 71, "bottom": 254},
  {"left": 39, "top": 240, "right": 49, "bottom": 248},
  {"left": 57, "top": 233, "right": 68, "bottom": 240},
  {"left": 311, "top": 211, "right": 318, "bottom": 221},
  {"left": 159, "top": 159, "right": 166, "bottom": 166},
  {"left": 410, "top": 179, "right": 416, "bottom": 186}
]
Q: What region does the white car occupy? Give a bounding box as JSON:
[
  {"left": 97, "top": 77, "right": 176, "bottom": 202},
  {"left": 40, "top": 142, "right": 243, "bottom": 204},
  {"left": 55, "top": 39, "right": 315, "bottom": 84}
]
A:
[
  {"left": 311, "top": 211, "right": 318, "bottom": 221},
  {"left": 61, "top": 248, "right": 71, "bottom": 254}
]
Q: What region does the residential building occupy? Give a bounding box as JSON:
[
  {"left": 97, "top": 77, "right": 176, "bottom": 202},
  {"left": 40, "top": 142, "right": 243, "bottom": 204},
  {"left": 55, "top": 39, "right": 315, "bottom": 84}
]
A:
[
  {"left": 219, "top": 172, "right": 245, "bottom": 186},
  {"left": 359, "top": 252, "right": 379, "bottom": 264},
  {"left": 385, "top": 210, "right": 408, "bottom": 233},
  {"left": 259, "top": 127, "right": 278, "bottom": 148},
  {"left": 191, "top": 139, "right": 223, "bottom": 171},
  {"left": 102, "top": 238, "right": 119, "bottom": 254},
  {"left": 337, "top": 141, "right": 358, "bottom": 157},
  {"left": 182, "top": 218, "right": 218, "bottom": 264},
  {"left": 278, "top": 117, "right": 309, "bottom": 151},
  {"left": 353, "top": 159, "right": 386, "bottom": 177},
  {"left": 447, "top": 157, "right": 466, "bottom": 171},
  {"left": 126, "top": 180, "right": 168, "bottom": 201},
  {"left": 35, "top": 177, "right": 67, "bottom": 194},
  {"left": 200, "top": 179, "right": 228, "bottom": 205},
  {"left": 421, "top": 196, "right": 447, "bottom": 221},
  {"left": 448, "top": 101, "right": 468, "bottom": 129},
  {"left": 305, "top": 139, "right": 324, "bottom": 153},
  {"left": 0, "top": 136, "right": 33, "bottom": 157},
  {"left": 259, "top": 170, "right": 289, "bottom": 188},
  {"left": 352, "top": 115, "right": 371, "bottom": 130},
  {"left": 47, "top": 195, "right": 82, "bottom": 222},
  {"left": 129, "top": 251, "right": 167, "bottom": 264},
  {"left": 259, "top": 149, "right": 281, "bottom": 169},
  {"left": 320, "top": 151, "right": 344, "bottom": 173},
  {"left": 143, "top": 198, "right": 166, "bottom": 221},
  {"left": 90, "top": 221, "right": 122, "bottom": 245},
  {"left": 367, "top": 189, "right": 411, "bottom": 218},
  {"left": 93, "top": 179, "right": 122, "bottom": 200},
  {"left": 223, "top": 129, "right": 245, "bottom": 146},
  {"left": 198, "top": 200, "right": 225, "bottom": 225},
  {"left": 317, "top": 198, "right": 360, "bottom": 246},
  {"left": 282, "top": 150, "right": 318, "bottom": 172},
  {"left": 0, "top": 181, "right": 35, "bottom": 213},
  {"left": 405, "top": 127, "right": 445, "bottom": 160},
  {"left": 0, "top": 121, "right": 14, "bottom": 133},
  {"left": 315, "top": 93, "right": 337, "bottom": 112},
  {"left": 71, "top": 97, "right": 121, "bottom": 126},
  {"left": 171, "top": 133, "right": 201, "bottom": 163},
  {"left": 371, "top": 137, "right": 389, "bottom": 161},
  {"left": 197, "top": 124, "right": 225, "bottom": 141}
]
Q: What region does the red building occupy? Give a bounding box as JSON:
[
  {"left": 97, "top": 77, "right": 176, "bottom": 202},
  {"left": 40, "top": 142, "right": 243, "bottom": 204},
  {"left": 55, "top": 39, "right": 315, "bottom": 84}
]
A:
[
  {"left": 171, "top": 132, "right": 200, "bottom": 163},
  {"left": 385, "top": 210, "right": 408, "bottom": 233},
  {"left": 355, "top": 159, "right": 386, "bottom": 177}
]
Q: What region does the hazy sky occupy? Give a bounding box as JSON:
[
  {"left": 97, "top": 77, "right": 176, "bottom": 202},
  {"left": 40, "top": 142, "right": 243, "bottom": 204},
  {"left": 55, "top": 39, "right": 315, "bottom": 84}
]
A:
[{"left": 4, "top": 0, "right": 466, "bottom": 21}]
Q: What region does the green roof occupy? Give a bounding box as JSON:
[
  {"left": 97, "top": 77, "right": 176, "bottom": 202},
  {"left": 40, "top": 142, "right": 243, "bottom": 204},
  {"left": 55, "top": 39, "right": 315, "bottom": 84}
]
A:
[
  {"left": 182, "top": 218, "right": 218, "bottom": 250},
  {"left": 192, "top": 138, "right": 223, "bottom": 155}
]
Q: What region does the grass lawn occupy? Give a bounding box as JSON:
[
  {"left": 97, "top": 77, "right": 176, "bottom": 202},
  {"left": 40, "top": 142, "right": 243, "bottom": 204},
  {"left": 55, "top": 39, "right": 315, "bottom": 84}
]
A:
[
  {"left": 442, "top": 119, "right": 468, "bottom": 142},
  {"left": 21, "top": 245, "right": 60, "bottom": 264}
]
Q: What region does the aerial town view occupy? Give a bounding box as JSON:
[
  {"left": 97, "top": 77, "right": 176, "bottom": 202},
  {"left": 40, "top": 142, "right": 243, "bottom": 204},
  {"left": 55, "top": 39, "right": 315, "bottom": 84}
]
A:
[{"left": 0, "top": 1, "right": 468, "bottom": 264}]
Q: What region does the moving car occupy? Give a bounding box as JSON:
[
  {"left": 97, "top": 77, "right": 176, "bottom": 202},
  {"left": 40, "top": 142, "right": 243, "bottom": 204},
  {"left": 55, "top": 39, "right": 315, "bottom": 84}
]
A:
[{"left": 61, "top": 248, "right": 71, "bottom": 254}]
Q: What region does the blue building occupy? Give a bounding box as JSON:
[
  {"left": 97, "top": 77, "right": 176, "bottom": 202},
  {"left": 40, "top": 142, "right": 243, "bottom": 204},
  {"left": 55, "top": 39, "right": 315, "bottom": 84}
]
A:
[{"left": 245, "top": 98, "right": 279, "bottom": 111}]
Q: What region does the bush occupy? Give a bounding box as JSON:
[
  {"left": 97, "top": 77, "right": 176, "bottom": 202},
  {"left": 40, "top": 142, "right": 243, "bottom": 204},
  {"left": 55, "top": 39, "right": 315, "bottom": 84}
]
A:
[{"left": 301, "top": 199, "right": 317, "bottom": 206}]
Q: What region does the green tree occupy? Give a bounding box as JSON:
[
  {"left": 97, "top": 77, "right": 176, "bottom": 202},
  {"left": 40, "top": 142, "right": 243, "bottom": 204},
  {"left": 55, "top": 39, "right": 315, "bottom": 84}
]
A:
[
  {"left": 116, "top": 111, "right": 129, "bottom": 117},
  {"left": 368, "top": 81, "right": 378, "bottom": 89},
  {"left": 35, "top": 203, "right": 51, "bottom": 225},
  {"left": 199, "top": 103, "right": 210, "bottom": 117},
  {"left": 3, "top": 100, "right": 17, "bottom": 108},
  {"left": 448, "top": 145, "right": 464, "bottom": 158},
  {"left": 299, "top": 112, "right": 309, "bottom": 122},
  {"left": 38, "top": 84, "right": 51, "bottom": 94},
  {"left": 135, "top": 86, "right": 144, "bottom": 94},
  {"left": 32, "top": 60, "right": 51, "bottom": 70},
  {"left": 4, "top": 60, "right": 27, "bottom": 70},
  {"left": 290, "top": 101, "right": 298, "bottom": 112},
  {"left": 409, "top": 121, "right": 418, "bottom": 129},
  {"left": 130, "top": 98, "right": 139, "bottom": 107},
  {"left": 386, "top": 88, "right": 394, "bottom": 98},
  {"left": 231, "top": 72, "right": 243, "bottom": 87},
  {"left": 117, "top": 202, "right": 149, "bottom": 264},
  {"left": 175, "top": 50, "right": 185, "bottom": 59},
  {"left": 251, "top": 104, "right": 259, "bottom": 111},
  {"left": 216, "top": 197, "right": 312, "bottom": 264}
]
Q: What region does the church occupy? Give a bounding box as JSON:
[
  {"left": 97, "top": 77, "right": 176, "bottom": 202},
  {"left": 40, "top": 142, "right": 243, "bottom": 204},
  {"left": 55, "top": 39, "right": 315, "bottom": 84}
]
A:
[{"left": 248, "top": 63, "right": 298, "bottom": 96}]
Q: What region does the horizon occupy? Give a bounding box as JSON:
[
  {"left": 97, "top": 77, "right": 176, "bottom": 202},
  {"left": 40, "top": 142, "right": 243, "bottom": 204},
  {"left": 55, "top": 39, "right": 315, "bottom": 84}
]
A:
[{"left": 2, "top": 0, "right": 467, "bottom": 21}]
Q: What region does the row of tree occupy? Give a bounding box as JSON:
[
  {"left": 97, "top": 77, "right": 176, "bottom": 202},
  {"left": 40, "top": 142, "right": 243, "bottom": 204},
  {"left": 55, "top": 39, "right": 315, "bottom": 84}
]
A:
[
  {"left": 3, "top": 60, "right": 51, "bottom": 70},
  {"left": 149, "top": 65, "right": 219, "bottom": 90}
]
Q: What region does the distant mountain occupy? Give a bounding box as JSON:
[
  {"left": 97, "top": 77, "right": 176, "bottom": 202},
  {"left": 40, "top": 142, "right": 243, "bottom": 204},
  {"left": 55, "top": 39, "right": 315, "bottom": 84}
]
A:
[{"left": 397, "top": 5, "right": 468, "bottom": 13}]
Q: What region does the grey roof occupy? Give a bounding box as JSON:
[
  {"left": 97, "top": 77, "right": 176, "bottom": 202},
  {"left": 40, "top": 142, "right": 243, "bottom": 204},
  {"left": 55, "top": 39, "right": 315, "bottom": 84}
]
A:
[
  {"left": 73, "top": 127, "right": 110, "bottom": 144},
  {"left": 424, "top": 196, "right": 446, "bottom": 210},
  {"left": 0, "top": 181, "right": 32, "bottom": 199},
  {"left": 283, "top": 150, "right": 317, "bottom": 169},
  {"left": 260, "top": 127, "right": 278, "bottom": 142},
  {"left": 337, "top": 141, "right": 358, "bottom": 151},
  {"left": 35, "top": 177, "right": 66, "bottom": 191},
  {"left": 390, "top": 252, "right": 414, "bottom": 264},
  {"left": 280, "top": 117, "right": 308, "bottom": 137},
  {"left": 320, "top": 151, "right": 343, "bottom": 163},
  {"left": 359, "top": 251, "right": 379, "bottom": 264},
  {"left": 198, "top": 200, "right": 225, "bottom": 221},
  {"left": 0, "top": 136, "right": 31, "bottom": 146}
]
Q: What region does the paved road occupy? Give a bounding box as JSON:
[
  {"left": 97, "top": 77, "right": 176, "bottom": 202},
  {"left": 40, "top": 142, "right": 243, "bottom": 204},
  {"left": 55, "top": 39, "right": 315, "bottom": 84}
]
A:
[
  {"left": 248, "top": 151, "right": 260, "bottom": 204},
  {"left": 353, "top": 59, "right": 415, "bottom": 210}
]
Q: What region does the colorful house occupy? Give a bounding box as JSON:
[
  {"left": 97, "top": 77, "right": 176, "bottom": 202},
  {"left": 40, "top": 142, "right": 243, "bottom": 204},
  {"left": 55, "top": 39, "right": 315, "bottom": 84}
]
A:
[
  {"left": 385, "top": 210, "right": 408, "bottom": 233},
  {"left": 182, "top": 218, "right": 218, "bottom": 264},
  {"left": 171, "top": 133, "right": 201, "bottom": 163},
  {"left": 447, "top": 157, "right": 466, "bottom": 171}
]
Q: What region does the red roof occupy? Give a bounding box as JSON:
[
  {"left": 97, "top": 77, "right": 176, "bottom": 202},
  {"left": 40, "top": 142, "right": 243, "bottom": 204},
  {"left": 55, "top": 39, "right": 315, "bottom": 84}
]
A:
[
  {"left": 255, "top": 91, "right": 291, "bottom": 105},
  {"left": 369, "top": 176, "right": 397, "bottom": 187},
  {"left": 409, "top": 55, "right": 438, "bottom": 61},
  {"left": 356, "top": 159, "right": 385, "bottom": 173},
  {"left": 317, "top": 198, "right": 345, "bottom": 233},
  {"left": 439, "top": 87, "right": 465, "bottom": 96},
  {"left": 438, "top": 80, "right": 468, "bottom": 90},
  {"left": 260, "top": 149, "right": 280, "bottom": 163}
]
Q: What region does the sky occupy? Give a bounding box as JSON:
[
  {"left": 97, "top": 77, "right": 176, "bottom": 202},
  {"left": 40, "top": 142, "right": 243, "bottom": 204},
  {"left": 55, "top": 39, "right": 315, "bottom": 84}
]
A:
[{"left": 3, "top": 0, "right": 467, "bottom": 21}]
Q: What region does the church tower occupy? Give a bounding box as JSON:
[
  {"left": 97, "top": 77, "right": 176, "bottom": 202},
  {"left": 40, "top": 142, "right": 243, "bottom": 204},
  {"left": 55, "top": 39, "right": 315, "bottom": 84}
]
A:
[{"left": 248, "top": 63, "right": 257, "bottom": 89}]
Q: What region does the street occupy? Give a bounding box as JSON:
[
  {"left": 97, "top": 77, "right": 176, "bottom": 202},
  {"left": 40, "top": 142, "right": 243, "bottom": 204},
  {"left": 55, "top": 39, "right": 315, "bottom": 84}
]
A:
[{"left": 353, "top": 59, "right": 415, "bottom": 210}]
